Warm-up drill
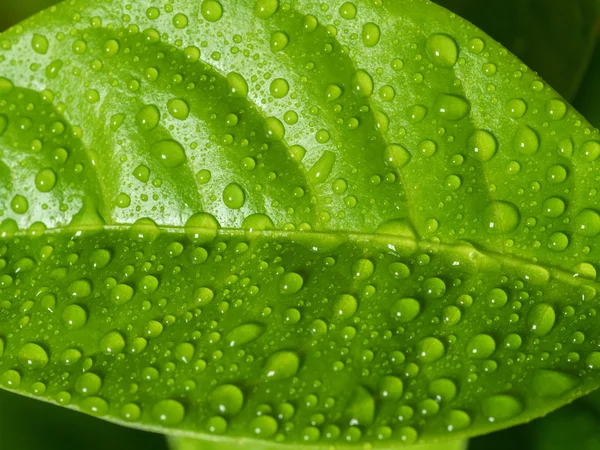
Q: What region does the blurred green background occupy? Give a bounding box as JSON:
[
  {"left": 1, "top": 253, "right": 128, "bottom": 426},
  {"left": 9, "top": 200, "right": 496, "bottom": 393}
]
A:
[{"left": 1, "top": 0, "right": 600, "bottom": 449}]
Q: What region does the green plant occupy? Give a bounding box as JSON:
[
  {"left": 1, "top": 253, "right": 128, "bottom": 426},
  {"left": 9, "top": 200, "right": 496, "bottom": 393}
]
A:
[{"left": 2, "top": 0, "right": 600, "bottom": 449}]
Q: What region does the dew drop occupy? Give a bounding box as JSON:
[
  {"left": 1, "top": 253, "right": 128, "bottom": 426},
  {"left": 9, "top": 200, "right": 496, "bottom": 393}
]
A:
[
  {"left": 574, "top": 209, "right": 600, "bottom": 237},
  {"left": 468, "top": 129, "right": 497, "bottom": 162},
  {"left": 255, "top": 0, "right": 278, "bottom": 18},
  {"left": 482, "top": 395, "right": 522, "bottom": 422},
  {"left": 167, "top": 98, "right": 189, "bottom": 120},
  {"left": 264, "top": 350, "right": 300, "bottom": 380},
  {"left": 351, "top": 69, "right": 373, "bottom": 97},
  {"left": 426, "top": 34, "right": 458, "bottom": 67},
  {"left": 185, "top": 213, "right": 220, "bottom": 244},
  {"left": 532, "top": 370, "right": 578, "bottom": 397},
  {"left": 279, "top": 272, "right": 304, "bottom": 294},
  {"left": 484, "top": 201, "right": 520, "bottom": 233},
  {"left": 100, "top": 330, "right": 126, "bottom": 355},
  {"left": 35, "top": 168, "right": 57, "bottom": 192},
  {"left": 209, "top": 384, "right": 244, "bottom": 415},
  {"left": 31, "top": 34, "right": 49, "bottom": 54},
  {"left": 150, "top": 140, "right": 186, "bottom": 168},
  {"left": 62, "top": 304, "right": 87, "bottom": 330},
  {"left": 527, "top": 303, "right": 555, "bottom": 336},
  {"left": 227, "top": 72, "right": 248, "bottom": 97},
  {"left": 416, "top": 337, "right": 445, "bottom": 363},
  {"left": 201, "top": 0, "right": 223, "bottom": 22},
  {"left": 390, "top": 298, "right": 420, "bottom": 323},
  {"left": 308, "top": 151, "right": 336, "bottom": 184},
  {"left": 226, "top": 323, "right": 264, "bottom": 346},
  {"left": 18, "top": 343, "right": 48, "bottom": 369},
  {"left": 467, "top": 334, "right": 496, "bottom": 359},
  {"left": 152, "top": 399, "right": 185, "bottom": 425},
  {"left": 514, "top": 125, "right": 539, "bottom": 155},
  {"left": 434, "top": 94, "right": 470, "bottom": 121},
  {"left": 362, "top": 23, "right": 380, "bottom": 47},
  {"left": 333, "top": 294, "right": 358, "bottom": 320},
  {"left": 346, "top": 386, "right": 375, "bottom": 426},
  {"left": 223, "top": 183, "right": 245, "bottom": 209},
  {"left": 75, "top": 372, "right": 102, "bottom": 396}
]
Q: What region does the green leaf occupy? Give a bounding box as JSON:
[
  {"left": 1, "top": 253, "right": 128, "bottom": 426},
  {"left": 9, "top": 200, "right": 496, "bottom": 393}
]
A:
[
  {"left": 168, "top": 436, "right": 468, "bottom": 450},
  {"left": 434, "top": 0, "right": 600, "bottom": 100},
  {"left": 1, "top": 0, "right": 600, "bottom": 447},
  {"left": 0, "top": 388, "right": 167, "bottom": 450}
]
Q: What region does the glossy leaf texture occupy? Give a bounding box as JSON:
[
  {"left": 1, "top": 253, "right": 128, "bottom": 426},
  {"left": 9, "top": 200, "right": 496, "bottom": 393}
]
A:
[
  {"left": 434, "top": 0, "right": 600, "bottom": 100},
  {"left": 2, "top": 0, "right": 600, "bottom": 447}
]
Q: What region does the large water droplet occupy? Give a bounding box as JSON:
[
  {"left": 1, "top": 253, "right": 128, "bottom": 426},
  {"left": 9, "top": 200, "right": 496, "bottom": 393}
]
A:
[
  {"left": 209, "top": 384, "right": 244, "bottom": 415},
  {"left": 264, "top": 350, "right": 300, "bottom": 380},
  {"left": 150, "top": 140, "right": 186, "bottom": 168},
  {"left": 482, "top": 395, "right": 522, "bottom": 422},
  {"left": 468, "top": 129, "right": 497, "bottom": 162},
  {"left": 434, "top": 94, "right": 470, "bottom": 121},
  {"left": 484, "top": 201, "right": 520, "bottom": 233},
  {"left": 152, "top": 399, "right": 185, "bottom": 425},
  {"left": 514, "top": 125, "right": 539, "bottom": 155},
  {"left": 18, "top": 343, "right": 49, "bottom": 369},
  {"left": 226, "top": 323, "right": 264, "bottom": 346},
  {"left": 416, "top": 337, "right": 445, "bottom": 363},
  {"left": 426, "top": 34, "right": 458, "bottom": 67},
  {"left": 527, "top": 303, "right": 555, "bottom": 336}
]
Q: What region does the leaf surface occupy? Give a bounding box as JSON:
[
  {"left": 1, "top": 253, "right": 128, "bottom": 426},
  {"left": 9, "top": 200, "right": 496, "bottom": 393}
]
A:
[{"left": 1, "top": 0, "right": 600, "bottom": 448}]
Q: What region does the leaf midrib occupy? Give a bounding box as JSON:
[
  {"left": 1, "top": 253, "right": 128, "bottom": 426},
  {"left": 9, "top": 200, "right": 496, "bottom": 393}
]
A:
[{"left": 3, "top": 223, "right": 593, "bottom": 291}]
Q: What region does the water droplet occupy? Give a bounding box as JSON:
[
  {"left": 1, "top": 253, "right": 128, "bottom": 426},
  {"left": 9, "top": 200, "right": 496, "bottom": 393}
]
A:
[
  {"left": 346, "top": 386, "right": 375, "bottom": 426},
  {"left": 100, "top": 330, "right": 126, "bottom": 354},
  {"left": 185, "top": 213, "right": 220, "bottom": 244},
  {"left": 31, "top": 34, "right": 49, "bottom": 54},
  {"left": 270, "top": 78, "right": 289, "bottom": 98},
  {"left": 279, "top": 272, "right": 304, "bottom": 294},
  {"left": 362, "top": 23, "right": 380, "bottom": 47},
  {"left": 390, "top": 298, "right": 420, "bottom": 323},
  {"left": 482, "top": 395, "right": 522, "bottom": 422},
  {"left": 150, "top": 140, "right": 186, "bottom": 168},
  {"left": 223, "top": 183, "right": 245, "bottom": 209},
  {"left": 201, "top": 0, "right": 223, "bottom": 21},
  {"left": 351, "top": 69, "right": 373, "bottom": 97},
  {"left": 68, "top": 279, "right": 92, "bottom": 298},
  {"left": 514, "top": 125, "right": 539, "bottom": 155},
  {"left": 423, "top": 277, "right": 446, "bottom": 299},
  {"left": 487, "top": 288, "right": 508, "bottom": 308},
  {"left": 264, "top": 350, "right": 300, "bottom": 380},
  {"left": 429, "top": 378, "right": 457, "bottom": 402},
  {"left": 35, "top": 168, "right": 57, "bottom": 192},
  {"left": 249, "top": 416, "right": 278, "bottom": 437},
  {"left": 339, "top": 2, "right": 357, "bottom": 19},
  {"left": 384, "top": 144, "right": 411, "bottom": 169},
  {"left": 121, "top": 403, "right": 142, "bottom": 422},
  {"left": 484, "top": 201, "right": 520, "bottom": 233},
  {"left": 75, "top": 372, "right": 102, "bottom": 396},
  {"left": 174, "top": 342, "right": 195, "bottom": 363},
  {"left": 351, "top": 259, "right": 374, "bottom": 280},
  {"left": 581, "top": 141, "right": 600, "bottom": 162},
  {"left": 264, "top": 116, "right": 285, "bottom": 140},
  {"left": 542, "top": 197, "right": 565, "bottom": 218},
  {"left": 426, "top": 34, "right": 458, "bottom": 67},
  {"left": 103, "top": 39, "right": 120, "bottom": 56},
  {"left": 167, "top": 98, "right": 189, "bottom": 120},
  {"left": 468, "top": 129, "right": 497, "bottom": 162},
  {"left": 547, "top": 164, "right": 568, "bottom": 183},
  {"left": 378, "top": 376, "right": 403, "bottom": 399},
  {"left": 506, "top": 99, "right": 527, "bottom": 118},
  {"left": 333, "top": 294, "right": 358, "bottom": 320},
  {"left": 546, "top": 99, "right": 567, "bottom": 120},
  {"left": 111, "top": 284, "right": 134, "bottom": 305},
  {"left": 467, "top": 334, "right": 496, "bottom": 359},
  {"left": 226, "top": 323, "right": 264, "bottom": 346},
  {"left": 416, "top": 337, "right": 445, "bottom": 363},
  {"left": 194, "top": 287, "right": 215, "bottom": 307},
  {"left": 255, "top": 0, "right": 279, "bottom": 18},
  {"left": 527, "top": 303, "right": 555, "bottom": 336},
  {"left": 308, "top": 151, "right": 336, "bottom": 184},
  {"left": 548, "top": 232, "right": 569, "bottom": 252},
  {"left": 209, "top": 384, "right": 244, "bottom": 415},
  {"left": 152, "top": 399, "right": 185, "bottom": 425},
  {"left": 434, "top": 94, "right": 470, "bottom": 121},
  {"left": 62, "top": 304, "right": 87, "bottom": 330},
  {"left": 532, "top": 370, "right": 578, "bottom": 397},
  {"left": 18, "top": 343, "right": 48, "bottom": 369},
  {"left": 574, "top": 209, "right": 600, "bottom": 237},
  {"left": 227, "top": 72, "right": 248, "bottom": 97},
  {"left": 418, "top": 139, "right": 437, "bottom": 157},
  {"left": 10, "top": 195, "right": 28, "bottom": 214}
]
